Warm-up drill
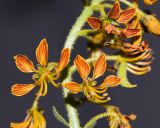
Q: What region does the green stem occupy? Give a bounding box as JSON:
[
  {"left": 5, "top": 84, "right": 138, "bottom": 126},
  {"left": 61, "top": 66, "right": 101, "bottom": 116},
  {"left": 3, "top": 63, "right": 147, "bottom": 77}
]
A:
[
  {"left": 64, "top": 0, "right": 105, "bottom": 50},
  {"left": 107, "top": 55, "right": 119, "bottom": 61},
  {"left": 62, "top": 0, "right": 105, "bottom": 128},
  {"left": 83, "top": 112, "right": 120, "bottom": 128}
]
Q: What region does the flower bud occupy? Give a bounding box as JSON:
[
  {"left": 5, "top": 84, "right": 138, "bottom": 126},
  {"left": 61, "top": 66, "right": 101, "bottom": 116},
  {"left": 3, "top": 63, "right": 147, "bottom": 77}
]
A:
[
  {"left": 144, "top": 0, "right": 157, "bottom": 5},
  {"left": 143, "top": 14, "right": 160, "bottom": 35}
]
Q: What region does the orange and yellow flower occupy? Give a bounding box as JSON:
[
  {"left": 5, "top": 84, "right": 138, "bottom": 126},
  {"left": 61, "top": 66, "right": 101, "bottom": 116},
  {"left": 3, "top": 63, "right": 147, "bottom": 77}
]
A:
[
  {"left": 10, "top": 108, "right": 46, "bottom": 128},
  {"left": 62, "top": 54, "right": 120, "bottom": 103},
  {"left": 87, "top": 1, "right": 140, "bottom": 39},
  {"left": 11, "top": 39, "right": 70, "bottom": 96}
]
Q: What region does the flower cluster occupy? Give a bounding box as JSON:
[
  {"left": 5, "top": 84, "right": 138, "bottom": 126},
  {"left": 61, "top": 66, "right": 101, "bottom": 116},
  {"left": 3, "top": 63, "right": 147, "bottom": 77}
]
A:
[
  {"left": 10, "top": 0, "right": 160, "bottom": 127},
  {"left": 87, "top": 1, "right": 140, "bottom": 44},
  {"left": 78, "top": 0, "right": 157, "bottom": 88}
]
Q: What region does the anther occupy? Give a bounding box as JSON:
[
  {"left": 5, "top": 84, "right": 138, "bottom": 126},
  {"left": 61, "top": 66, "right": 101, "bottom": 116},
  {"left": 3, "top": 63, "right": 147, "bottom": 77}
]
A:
[
  {"left": 107, "top": 97, "right": 111, "bottom": 101},
  {"left": 103, "top": 93, "right": 108, "bottom": 97}
]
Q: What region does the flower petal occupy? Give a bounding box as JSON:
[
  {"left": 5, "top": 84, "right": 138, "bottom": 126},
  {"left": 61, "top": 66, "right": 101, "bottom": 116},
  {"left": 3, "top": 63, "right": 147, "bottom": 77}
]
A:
[
  {"left": 102, "top": 75, "right": 121, "bottom": 87},
  {"left": 74, "top": 55, "right": 90, "bottom": 80},
  {"left": 117, "top": 8, "right": 136, "bottom": 24},
  {"left": 105, "top": 23, "right": 121, "bottom": 35},
  {"left": 93, "top": 54, "right": 107, "bottom": 79},
  {"left": 36, "top": 38, "right": 48, "bottom": 66},
  {"left": 108, "top": 1, "right": 121, "bottom": 19},
  {"left": 62, "top": 82, "right": 81, "bottom": 94},
  {"left": 10, "top": 120, "right": 31, "bottom": 128},
  {"left": 14, "top": 55, "right": 35, "bottom": 73},
  {"left": 87, "top": 17, "right": 102, "bottom": 30},
  {"left": 33, "top": 110, "right": 46, "bottom": 128},
  {"left": 127, "top": 18, "right": 139, "bottom": 29},
  {"left": 121, "top": 29, "right": 141, "bottom": 38},
  {"left": 57, "top": 48, "right": 70, "bottom": 71},
  {"left": 11, "top": 84, "right": 36, "bottom": 96}
]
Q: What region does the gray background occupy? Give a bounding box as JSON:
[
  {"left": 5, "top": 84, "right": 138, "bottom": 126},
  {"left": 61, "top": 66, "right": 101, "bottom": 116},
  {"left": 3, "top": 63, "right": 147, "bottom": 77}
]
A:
[{"left": 0, "top": 0, "right": 160, "bottom": 127}]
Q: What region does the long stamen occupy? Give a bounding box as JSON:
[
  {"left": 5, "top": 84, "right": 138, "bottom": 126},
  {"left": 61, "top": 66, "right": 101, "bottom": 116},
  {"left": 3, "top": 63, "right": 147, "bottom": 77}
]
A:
[{"left": 42, "top": 79, "right": 48, "bottom": 96}]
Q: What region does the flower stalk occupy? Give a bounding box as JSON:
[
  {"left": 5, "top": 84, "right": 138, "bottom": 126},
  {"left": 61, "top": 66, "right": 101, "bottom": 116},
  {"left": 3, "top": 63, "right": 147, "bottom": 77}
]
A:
[{"left": 62, "top": 0, "right": 105, "bottom": 127}]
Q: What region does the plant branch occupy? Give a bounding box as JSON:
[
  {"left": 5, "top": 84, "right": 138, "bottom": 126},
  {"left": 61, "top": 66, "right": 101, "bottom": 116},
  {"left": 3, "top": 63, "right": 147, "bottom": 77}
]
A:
[{"left": 62, "top": 0, "right": 105, "bottom": 128}]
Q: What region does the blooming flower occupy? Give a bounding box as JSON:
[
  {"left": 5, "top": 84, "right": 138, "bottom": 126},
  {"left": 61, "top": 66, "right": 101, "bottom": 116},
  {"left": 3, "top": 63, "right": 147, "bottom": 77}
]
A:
[
  {"left": 11, "top": 39, "right": 70, "bottom": 96},
  {"left": 10, "top": 108, "right": 46, "bottom": 128},
  {"left": 87, "top": 1, "right": 140, "bottom": 38},
  {"left": 62, "top": 54, "right": 120, "bottom": 103}
]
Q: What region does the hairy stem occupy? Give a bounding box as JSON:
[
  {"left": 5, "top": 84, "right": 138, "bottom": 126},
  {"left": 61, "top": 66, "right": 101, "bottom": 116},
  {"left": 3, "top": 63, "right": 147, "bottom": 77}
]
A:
[
  {"left": 84, "top": 112, "right": 120, "bottom": 128},
  {"left": 62, "top": 0, "right": 105, "bottom": 128}
]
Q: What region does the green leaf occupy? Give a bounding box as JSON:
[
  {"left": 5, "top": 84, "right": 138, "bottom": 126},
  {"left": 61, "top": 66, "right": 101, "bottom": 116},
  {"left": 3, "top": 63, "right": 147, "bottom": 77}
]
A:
[
  {"left": 53, "top": 106, "right": 69, "bottom": 127},
  {"left": 117, "top": 61, "right": 137, "bottom": 88}
]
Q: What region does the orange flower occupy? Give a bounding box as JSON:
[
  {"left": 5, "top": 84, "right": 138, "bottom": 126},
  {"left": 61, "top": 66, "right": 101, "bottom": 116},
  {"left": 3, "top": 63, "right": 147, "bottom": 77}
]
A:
[
  {"left": 11, "top": 39, "right": 70, "bottom": 96},
  {"left": 144, "top": 0, "right": 157, "bottom": 5},
  {"left": 62, "top": 54, "right": 120, "bottom": 103},
  {"left": 87, "top": 1, "right": 140, "bottom": 39},
  {"left": 10, "top": 108, "right": 46, "bottom": 128}
]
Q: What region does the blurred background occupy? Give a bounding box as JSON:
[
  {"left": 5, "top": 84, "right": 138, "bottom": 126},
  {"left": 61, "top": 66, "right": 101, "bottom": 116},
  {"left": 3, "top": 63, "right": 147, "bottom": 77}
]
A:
[{"left": 0, "top": 0, "right": 160, "bottom": 127}]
